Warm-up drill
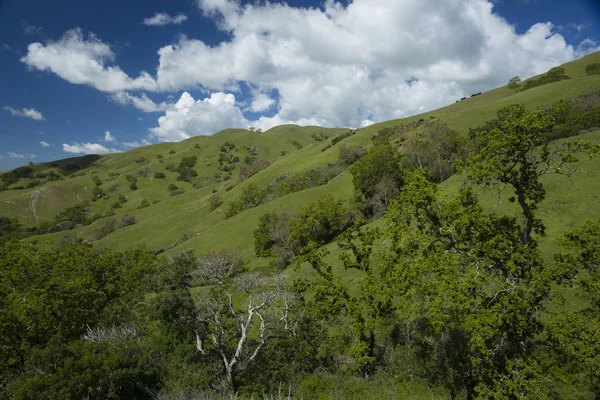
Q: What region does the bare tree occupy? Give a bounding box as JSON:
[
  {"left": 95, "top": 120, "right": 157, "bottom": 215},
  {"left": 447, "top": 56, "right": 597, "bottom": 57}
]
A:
[
  {"left": 193, "top": 250, "right": 243, "bottom": 282},
  {"left": 192, "top": 252, "right": 299, "bottom": 385}
]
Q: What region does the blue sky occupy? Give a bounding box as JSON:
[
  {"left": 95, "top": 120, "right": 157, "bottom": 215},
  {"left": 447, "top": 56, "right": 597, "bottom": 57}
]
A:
[{"left": 0, "top": 0, "right": 599, "bottom": 171}]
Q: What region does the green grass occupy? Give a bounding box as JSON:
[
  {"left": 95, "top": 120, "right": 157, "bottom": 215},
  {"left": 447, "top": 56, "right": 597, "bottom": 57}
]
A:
[{"left": 4, "top": 51, "right": 600, "bottom": 279}]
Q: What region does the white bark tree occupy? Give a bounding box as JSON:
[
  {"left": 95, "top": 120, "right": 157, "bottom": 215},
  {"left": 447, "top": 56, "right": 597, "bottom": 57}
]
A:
[{"left": 192, "top": 252, "right": 298, "bottom": 385}]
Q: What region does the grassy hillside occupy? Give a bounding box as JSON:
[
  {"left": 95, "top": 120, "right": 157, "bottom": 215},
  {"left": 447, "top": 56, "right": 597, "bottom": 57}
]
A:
[{"left": 2, "top": 51, "right": 600, "bottom": 271}]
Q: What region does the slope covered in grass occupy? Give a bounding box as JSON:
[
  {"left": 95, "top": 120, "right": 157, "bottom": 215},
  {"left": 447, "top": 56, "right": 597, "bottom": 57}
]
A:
[{"left": 2, "top": 51, "right": 600, "bottom": 270}]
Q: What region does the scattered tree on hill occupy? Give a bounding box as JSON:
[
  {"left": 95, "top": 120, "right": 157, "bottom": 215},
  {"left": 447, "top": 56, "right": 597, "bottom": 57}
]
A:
[
  {"left": 338, "top": 145, "right": 367, "bottom": 165},
  {"left": 461, "top": 103, "right": 599, "bottom": 244},
  {"left": 402, "top": 120, "right": 469, "bottom": 183},
  {"left": 520, "top": 66, "right": 569, "bottom": 91},
  {"left": 507, "top": 76, "right": 521, "bottom": 89},
  {"left": 225, "top": 183, "right": 268, "bottom": 218},
  {"left": 177, "top": 156, "right": 198, "bottom": 182},
  {"left": 209, "top": 193, "right": 222, "bottom": 210},
  {"left": 586, "top": 62, "right": 600, "bottom": 76},
  {"left": 254, "top": 195, "right": 358, "bottom": 265},
  {"left": 350, "top": 144, "right": 404, "bottom": 216},
  {"left": 238, "top": 158, "right": 271, "bottom": 181}
]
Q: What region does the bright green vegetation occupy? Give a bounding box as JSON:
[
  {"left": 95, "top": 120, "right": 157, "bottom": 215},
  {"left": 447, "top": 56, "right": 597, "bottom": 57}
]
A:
[{"left": 2, "top": 52, "right": 600, "bottom": 398}]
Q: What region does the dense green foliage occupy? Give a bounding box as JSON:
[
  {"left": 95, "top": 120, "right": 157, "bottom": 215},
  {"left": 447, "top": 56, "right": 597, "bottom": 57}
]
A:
[
  {"left": 350, "top": 144, "right": 404, "bottom": 216},
  {"left": 520, "top": 66, "right": 569, "bottom": 91},
  {"left": 402, "top": 120, "right": 469, "bottom": 182},
  {"left": 225, "top": 163, "right": 346, "bottom": 218},
  {"left": 0, "top": 242, "right": 160, "bottom": 398},
  {"left": 2, "top": 54, "right": 600, "bottom": 398},
  {"left": 176, "top": 156, "right": 198, "bottom": 182},
  {"left": 254, "top": 195, "right": 358, "bottom": 266}
]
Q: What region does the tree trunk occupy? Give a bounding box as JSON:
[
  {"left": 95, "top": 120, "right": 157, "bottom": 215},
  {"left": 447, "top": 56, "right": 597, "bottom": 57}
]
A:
[{"left": 517, "top": 190, "right": 532, "bottom": 244}]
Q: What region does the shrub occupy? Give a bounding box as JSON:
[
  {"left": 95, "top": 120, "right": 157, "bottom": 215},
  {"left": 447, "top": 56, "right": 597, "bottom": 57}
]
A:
[
  {"left": 94, "top": 218, "right": 116, "bottom": 240},
  {"left": 92, "top": 186, "right": 105, "bottom": 200},
  {"left": 209, "top": 194, "right": 222, "bottom": 211},
  {"left": 129, "top": 182, "right": 138, "bottom": 191},
  {"left": 134, "top": 157, "right": 147, "bottom": 163},
  {"left": 402, "top": 120, "right": 469, "bottom": 183},
  {"left": 136, "top": 167, "right": 152, "bottom": 178},
  {"left": 350, "top": 144, "right": 404, "bottom": 215},
  {"left": 290, "top": 139, "right": 303, "bottom": 150},
  {"left": 520, "top": 66, "right": 569, "bottom": 91},
  {"left": 169, "top": 149, "right": 176, "bottom": 154},
  {"left": 118, "top": 214, "right": 136, "bottom": 228},
  {"left": 586, "top": 63, "right": 600, "bottom": 76},
  {"left": 224, "top": 199, "right": 244, "bottom": 218},
  {"left": 238, "top": 158, "right": 271, "bottom": 181},
  {"left": 154, "top": 172, "right": 166, "bottom": 179},
  {"left": 92, "top": 175, "right": 102, "bottom": 187},
  {"left": 339, "top": 145, "right": 367, "bottom": 165},
  {"left": 176, "top": 156, "right": 198, "bottom": 182},
  {"left": 167, "top": 183, "right": 178, "bottom": 191},
  {"left": 507, "top": 76, "right": 521, "bottom": 89},
  {"left": 137, "top": 199, "right": 150, "bottom": 209}
]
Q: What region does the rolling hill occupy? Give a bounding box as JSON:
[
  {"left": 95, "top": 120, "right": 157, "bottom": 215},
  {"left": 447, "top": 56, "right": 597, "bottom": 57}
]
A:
[{"left": 1, "top": 50, "right": 600, "bottom": 276}]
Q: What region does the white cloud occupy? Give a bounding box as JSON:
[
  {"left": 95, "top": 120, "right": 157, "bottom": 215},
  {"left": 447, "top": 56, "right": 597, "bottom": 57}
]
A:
[
  {"left": 104, "top": 131, "right": 116, "bottom": 142},
  {"left": 151, "top": 0, "right": 596, "bottom": 127},
  {"left": 122, "top": 139, "right": 152, "bottom": 149},
  {"left": 62, "top": 142, "right": 119, "bottom": 155},
  {"left": 22, "top": 0, "right": 599, "bottom": 130},
  {"left": 3, "top": 106, "right": 44, "bottom": 120},
  {"left": 249, "top": 92, "right": 275, "bottom": 113},
  {"left": 110, "top": 91, "right": 168, "bottom": 112},
  {"left": 22, "top": 20, "right": 43, "bottom": 35},
  {"left": 40, "top": 141, "right": 51, "bottom": 147},
  {"left": 7, "top": 152, "right": 36, "bottom": 159},
  {"left": 21, "top": 28, "right": 158, "bottom": 93},
  {"left": 150, "top": 91, "right": 249, "bottom": 141},
  {"left": 143, "top": 12, "right": 187, "bottom": 26}
]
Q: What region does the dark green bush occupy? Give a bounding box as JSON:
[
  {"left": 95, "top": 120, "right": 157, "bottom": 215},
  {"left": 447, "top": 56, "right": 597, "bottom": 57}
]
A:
[{"left": 586, "top": 63, "right": 600, "bottom": 76}]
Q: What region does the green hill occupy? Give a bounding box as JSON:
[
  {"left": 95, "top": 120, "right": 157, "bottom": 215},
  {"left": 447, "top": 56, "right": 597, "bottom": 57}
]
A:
[
  {"left": 2, "top": 51, "right": 600, "bottom": 269},
  {"left": 3, "top": 51, "right": 600, "bottom": 400}
]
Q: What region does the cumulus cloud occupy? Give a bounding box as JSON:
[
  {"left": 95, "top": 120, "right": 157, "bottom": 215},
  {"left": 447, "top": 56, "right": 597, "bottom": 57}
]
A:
[
  {"left": 249, "top": 92, "right": 276, "bottom": 113},
  {"left": 40, "top": 141, "right": 51, "bottom": 147},
  {"left": 143, "top": 12, "right": 187, "bottom": 26},
  {"left": 23, "top": 0, "right": 600, "bottom": 132},
  {"left": 110, "top": 91, "right": 168, "bottom": 112},
  {"left": 3, "top": 106, "right": 45, "bottom": 120},
  {"left": 7, "top": 152, "right": 36, "bottom": 159},
  {"left": 62, "top": 142, "right": 119, "bottom": 155},
  {"left": 150, "top": 91, "right": 248, "bottom": 141},
  {"left": 21, "top": 28, "right": 158, "bottom": 93},
  {"left": 104, "top": 131, "right": 116, "bottom": 142},
  {"left": 151, "top": 0, "right": 596, "bottom": 128},
  {"left": 122, "top": 139, "right": 152, "bottom": 149}
]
